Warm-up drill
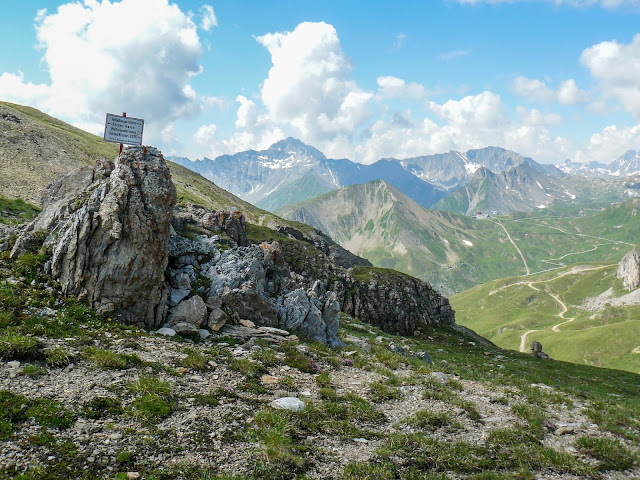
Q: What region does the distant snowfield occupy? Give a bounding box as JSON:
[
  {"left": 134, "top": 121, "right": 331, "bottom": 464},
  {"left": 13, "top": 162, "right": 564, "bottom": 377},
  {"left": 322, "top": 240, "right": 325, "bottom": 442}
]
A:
[{"left": 463, "top": 240, "right": 473, "bottom": 246}]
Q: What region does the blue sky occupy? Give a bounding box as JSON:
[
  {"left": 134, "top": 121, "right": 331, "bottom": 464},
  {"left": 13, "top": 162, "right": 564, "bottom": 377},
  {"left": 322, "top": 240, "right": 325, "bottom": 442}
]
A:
[{"left": 1, "top": 0, "right": 640, "bottom": 165}]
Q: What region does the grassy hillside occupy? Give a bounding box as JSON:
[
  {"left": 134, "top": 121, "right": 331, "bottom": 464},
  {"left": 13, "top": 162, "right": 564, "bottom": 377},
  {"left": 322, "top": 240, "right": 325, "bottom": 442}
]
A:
[{"left": 451, "top": 262, "right": 640, "bottom": 373}]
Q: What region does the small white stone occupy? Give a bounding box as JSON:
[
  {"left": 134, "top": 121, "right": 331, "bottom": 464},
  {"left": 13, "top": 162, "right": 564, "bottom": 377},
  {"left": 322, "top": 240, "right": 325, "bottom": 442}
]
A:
[
  {"left": 353, "top": 438, "right": 369, "bottom": 443},
  {"left": 270, "top": 397, "right": 305, "bottom": 412},
  {"left": 7, "top": 361, "right": 20, "bottom": 369}
]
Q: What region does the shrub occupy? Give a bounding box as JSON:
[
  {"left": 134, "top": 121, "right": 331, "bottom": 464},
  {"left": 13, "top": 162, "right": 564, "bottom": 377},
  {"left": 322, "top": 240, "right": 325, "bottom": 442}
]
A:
[{"left": 0, "top": 332, "right": 40, "bottom": 360}]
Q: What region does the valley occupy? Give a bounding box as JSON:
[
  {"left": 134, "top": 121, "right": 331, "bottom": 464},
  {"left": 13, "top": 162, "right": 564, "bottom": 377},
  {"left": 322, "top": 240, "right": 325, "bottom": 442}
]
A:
[
  {"left": 280, "top": 179, "right": 640, "bottom": 294},
  {"left": 451, "top": 262, "right": 640, "bottom": 373}
]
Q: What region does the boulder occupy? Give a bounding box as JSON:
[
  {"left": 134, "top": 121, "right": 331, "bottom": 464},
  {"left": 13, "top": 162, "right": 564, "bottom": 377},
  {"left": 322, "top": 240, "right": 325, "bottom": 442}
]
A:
[
  {"left": 529, "top": 341, "right": 550, "bottom": 359},
  {"left": 617, "top": 246, "right": 640, "bottom": 290},
  {"left": 11, "top": 147, "right": 176, "bottom": 328},
  {"left": 172, "top": 322, "right": 199, "bottom": 335},
  {"left": 207, "top": 307, "right": 229, "bottom": 331},
  {"left": 219, "top": 284, "right": 278, "bottom": 328},
  {"left": 168, "top": 296, "right": 207, "bottom": 328}
]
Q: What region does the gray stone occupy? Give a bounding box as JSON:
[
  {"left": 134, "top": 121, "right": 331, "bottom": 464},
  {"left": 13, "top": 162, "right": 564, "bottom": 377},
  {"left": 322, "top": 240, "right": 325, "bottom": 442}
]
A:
[
  {"left": 169, "top": 288, "right": 191, "bottom": 307},
  {"left": 11, "top": 147, "right": 176, "bottom": 328},
  {"left": 415, "top": 351, "right": 433, "bottom": 364},
  {"left": 198, "top": 329, "right": 211, "bottom": 340},
  {"left": 154, "top": 327, "right": 176, "bottom": 337},
  {"left": 172, "top": 322, "right": 199, "bottom": 335},
  {"left": 270, "top": 397, "right": 305, "bottom": 412},
  {"left": 7, "top": 361, "right": 20, "bottom": 369},
  {"left": 207, "top": 307, "right": 229, "bottom": 331},
  {"left": 258, "top": 326, "right": 290, "bottom": 336},
  {"left": 168, "top": 296, "right": 207, "bottom": 327}
]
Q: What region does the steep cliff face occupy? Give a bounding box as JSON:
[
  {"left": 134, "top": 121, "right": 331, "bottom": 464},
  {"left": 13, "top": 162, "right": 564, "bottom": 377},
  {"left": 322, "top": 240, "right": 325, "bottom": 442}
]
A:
[
  {"left": 617, "top": 245, "right": 640, "bottom": 290},
  {"left": 12, "top": 147, "right": 177, "bottom": 328}
]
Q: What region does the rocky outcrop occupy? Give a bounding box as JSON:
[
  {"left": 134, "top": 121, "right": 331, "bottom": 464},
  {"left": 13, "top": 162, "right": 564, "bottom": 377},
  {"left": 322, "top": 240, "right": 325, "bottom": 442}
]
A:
[
  {"left": 617, "top": 246, "right": 640, "bottom": 290},
  {"left": 337, "top": 269, "right": 455, "bottom": 335},
  {"left": 12, "top": 147, "right": 176, "bottom": 328}
]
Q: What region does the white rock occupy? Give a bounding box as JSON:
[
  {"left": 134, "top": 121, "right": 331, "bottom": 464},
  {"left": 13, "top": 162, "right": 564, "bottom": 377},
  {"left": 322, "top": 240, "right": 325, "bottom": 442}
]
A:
[
  {"left": 198, "top": 329, "right": 211, "bottom": 339},
  {"left": 270, "top": 397, "right": 305, "bottom": 412},
  {"left": 353, "top": 437, "right": 369, "bottom": 444},
  {"left": 154, "top": 327, "right": 176, "bottom": 337},
  {"left": 7, "top": 361, "right": 20, "bottom": 369}
]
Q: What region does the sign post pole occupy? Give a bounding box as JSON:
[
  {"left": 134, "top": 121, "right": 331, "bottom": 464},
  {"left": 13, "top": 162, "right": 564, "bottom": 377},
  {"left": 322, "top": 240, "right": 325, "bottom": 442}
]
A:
[{"left": 119, "top": 112, "right": 126, "bottom": 154}]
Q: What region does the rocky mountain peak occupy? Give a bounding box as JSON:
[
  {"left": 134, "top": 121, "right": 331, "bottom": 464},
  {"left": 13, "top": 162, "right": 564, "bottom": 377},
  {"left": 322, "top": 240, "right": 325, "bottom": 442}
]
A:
[{"left": 266, "top": 137, "right": 326, "bottom": 160}]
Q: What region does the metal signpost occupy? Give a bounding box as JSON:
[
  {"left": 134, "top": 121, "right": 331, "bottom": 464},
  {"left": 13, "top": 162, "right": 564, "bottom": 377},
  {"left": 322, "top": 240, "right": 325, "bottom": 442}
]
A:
[{"left": 103, "top": 112, "right": 144, "bottom": 153}]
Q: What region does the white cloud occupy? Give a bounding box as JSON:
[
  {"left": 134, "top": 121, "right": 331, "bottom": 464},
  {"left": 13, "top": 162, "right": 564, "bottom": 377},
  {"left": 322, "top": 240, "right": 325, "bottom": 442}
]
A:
[
  {"left": 512, "top": 76, "right": 588, "bottom": 105},
  {"left": 348, "top": 92, "right": 570, "bottom": 164},
  {"left": 193, "top": 123, "right": 217, "bottom": 145},
  {"left": 0, "top": 0, "right": 206, "bottom": 143},
  {"left": 557, "top": 79, "right": 589, "bottom": 105},
  {"left": 199, "top": 5, "right": 217, "bottom": 31},
  {"left": 581, "top": 33, "right": 640, "bottom": 118},
  {"left": 255, "top": 21, "right": 373, "bottom": 143},
  {"left": 574, "top": 123, "right": 640, "bottom": 163},
  {"left": 512, "top": 76, "right": 555, "bottom": 103},
  {"left": 376, "top": 76, "right": 426, "bottom": 100}
]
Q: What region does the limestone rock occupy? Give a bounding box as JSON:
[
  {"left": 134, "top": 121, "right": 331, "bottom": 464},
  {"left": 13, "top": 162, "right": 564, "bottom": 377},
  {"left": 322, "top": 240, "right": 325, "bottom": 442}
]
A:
[
  {"left": 168, "top": 296, "right": 207, "bottom": 328},
  {"left": 171, "top": 322, "right": 199, "bottom": 335},
  {"left": 12, "top": 147, "right": 176, "bottom": 328},
  {"left": 207, "top": 307, "right": 229, "bottom": 331},
  {"left": 270, "top": 397, "right": 305, "bottom": 412},
  {"left": 617, "top": 245, "right": 640, "bottom": 290},
  {"left": 154, "top": 327, "right": 176, "bottom": 337}
]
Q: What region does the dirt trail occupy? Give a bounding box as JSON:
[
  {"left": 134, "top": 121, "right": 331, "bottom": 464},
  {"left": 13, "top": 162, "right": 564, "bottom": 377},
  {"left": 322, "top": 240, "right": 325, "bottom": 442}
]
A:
[
  {"left": 503, "top": 264, "right": 615, "bottom": 352},
  {"left": 519, "top": 329, "right": 539, "bottom": 352},
  {"left": 492, "top": 220, "right": 530, "bottom": 275}
]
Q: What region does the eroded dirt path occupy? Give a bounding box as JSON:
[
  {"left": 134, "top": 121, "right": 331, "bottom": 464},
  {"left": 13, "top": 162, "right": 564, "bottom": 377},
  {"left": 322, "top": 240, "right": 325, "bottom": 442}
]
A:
[{"left": 492, "top": 219, "right": 530, "bottom": 275}]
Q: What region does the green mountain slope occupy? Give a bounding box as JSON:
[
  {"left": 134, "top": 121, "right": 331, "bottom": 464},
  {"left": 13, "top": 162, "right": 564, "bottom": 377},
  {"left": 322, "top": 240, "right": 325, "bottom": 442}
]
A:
[
  {"left": 451, "top": 262, "right": 640, "bottom": 373},
  {"left": 280, "top": 180, "right": 640, "bottom": 294},
  {"left": 256, "top": 170, "right": 335, "bottom": 213}
]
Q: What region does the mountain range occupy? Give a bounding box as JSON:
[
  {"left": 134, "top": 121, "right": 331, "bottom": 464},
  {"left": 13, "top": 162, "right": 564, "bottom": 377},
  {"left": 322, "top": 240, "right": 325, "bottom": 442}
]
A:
[
  {"left": 171, "top": 139, "right": 640, "bottom": 216},
  {"left": 560, "top": 150, "right": 640, "bottom": 178}
]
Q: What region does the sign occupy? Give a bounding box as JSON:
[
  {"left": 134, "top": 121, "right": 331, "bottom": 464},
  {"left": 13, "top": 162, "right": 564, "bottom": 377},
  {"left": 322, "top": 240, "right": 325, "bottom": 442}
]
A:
[{"left": 103, "top": 113, "right": 144, "bottom": 146}]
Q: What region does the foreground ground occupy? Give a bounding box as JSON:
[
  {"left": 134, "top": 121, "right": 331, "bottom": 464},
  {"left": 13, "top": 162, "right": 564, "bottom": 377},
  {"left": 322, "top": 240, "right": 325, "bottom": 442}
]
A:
[{"left": 1, "top": 249, "right": 639, "bottom": 480}]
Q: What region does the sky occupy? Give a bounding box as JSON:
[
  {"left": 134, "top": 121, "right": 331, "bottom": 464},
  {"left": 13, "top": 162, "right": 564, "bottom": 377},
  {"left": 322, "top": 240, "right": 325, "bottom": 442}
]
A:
[{"left": 2, "top": 0, "right": 640, "bottom": 165}]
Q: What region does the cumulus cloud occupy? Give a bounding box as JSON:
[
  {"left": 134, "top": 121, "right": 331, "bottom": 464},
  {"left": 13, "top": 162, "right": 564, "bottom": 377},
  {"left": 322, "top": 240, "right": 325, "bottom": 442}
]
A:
[
  {"left": 199, "top": 5, "right": 217, "bottom": 31},
  {"left": 193, "top": 123, "right": 217, "bottom": 145},
  {"left": 574, "top": 123, "right": 640, "bottom": 163},
  {"left": 581, "top": 33, "right": 640, "bottom": 118},
  {"left": 346, "top": 91, "right": 570, "bottom": 164},
  {"left": 255, "top": 21, "right": 373, "bottom": 143},
  {"left": 376, "top": 76, "right": 426, "bottom": 100},
  {"left": 512, "top": 76, "right": 555, "bottom": 103},
  {"left": 0, "top": 0, "right": 207, "bottom": 143},
  {"left": 512, "top": 76, "right": 588, "bottom": 105}
]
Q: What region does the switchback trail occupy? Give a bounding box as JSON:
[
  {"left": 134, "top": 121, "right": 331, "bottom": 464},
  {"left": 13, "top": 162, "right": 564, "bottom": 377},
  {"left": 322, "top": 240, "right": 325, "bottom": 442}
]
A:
[{"left": 502, "top": 264, "right": 616, "bottom": 352}]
